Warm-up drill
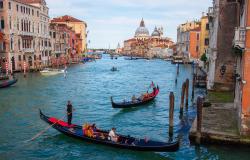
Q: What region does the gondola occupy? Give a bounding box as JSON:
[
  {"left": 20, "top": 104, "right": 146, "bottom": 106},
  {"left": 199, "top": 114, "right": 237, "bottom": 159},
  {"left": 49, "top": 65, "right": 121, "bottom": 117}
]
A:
[
  {"left": 39, "top": 110, "right": 179, "bottom": 152},
  {"left": 111, "top": 86, "right": 159, "bottom": 108},
  {"left": 0, "top": 78, "right": 18, "bottom": 88}
]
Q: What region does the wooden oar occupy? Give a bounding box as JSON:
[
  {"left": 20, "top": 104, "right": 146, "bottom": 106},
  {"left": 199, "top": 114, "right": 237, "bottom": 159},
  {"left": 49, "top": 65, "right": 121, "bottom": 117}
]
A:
[{"left": 26, "top": 111, "right": 72, "bottom": 142}]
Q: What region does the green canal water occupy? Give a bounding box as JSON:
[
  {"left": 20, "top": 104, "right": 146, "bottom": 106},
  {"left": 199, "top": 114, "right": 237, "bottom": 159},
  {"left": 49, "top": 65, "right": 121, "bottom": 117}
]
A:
[{"left": 0, "top": 55, "right": 249, "bottom": 160}]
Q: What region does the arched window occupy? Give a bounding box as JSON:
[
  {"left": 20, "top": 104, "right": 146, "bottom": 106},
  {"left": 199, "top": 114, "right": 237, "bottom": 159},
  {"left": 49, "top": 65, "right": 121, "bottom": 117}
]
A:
[
  {"left": 18, "top": 39, "right": 21, "bottom": 50},
  {"left": 10, "top": 38, "right": 13, "bottom": 51}
]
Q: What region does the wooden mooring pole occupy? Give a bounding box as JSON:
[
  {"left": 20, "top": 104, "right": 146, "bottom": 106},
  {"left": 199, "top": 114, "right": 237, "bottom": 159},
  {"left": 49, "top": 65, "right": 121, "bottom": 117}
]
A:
[
  {"left": 196, "top": 96, "right": 203, "bottom": 144},
  {"left": 191, "top": 74, "right": 195, "bottom": 103},
  {"left": 169, "top": 92, "right": 174, "bottom": 138},
  {"left": 185, "top": 78, "right": 189, "bottom": 109},
  {"left": 180, "top": 82, "right": 186, "bottom": 118},
  {"left": 177, "top": 64, "right": 179, "bottom": 75}
]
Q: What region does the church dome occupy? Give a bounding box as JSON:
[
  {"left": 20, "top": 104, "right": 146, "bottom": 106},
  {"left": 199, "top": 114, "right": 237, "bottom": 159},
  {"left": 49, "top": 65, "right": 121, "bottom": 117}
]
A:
[
  {"left": 134, "top": 19, "right": 149, "bottom": 38},
  {"left": 151, "top": 27, "right": 160, "bottom": 37}
]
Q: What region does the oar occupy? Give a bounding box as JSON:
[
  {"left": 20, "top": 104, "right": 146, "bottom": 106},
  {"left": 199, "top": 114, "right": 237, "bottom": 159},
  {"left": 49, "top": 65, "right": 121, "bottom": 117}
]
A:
[{"left": 26, "top": 111, "right": 72, "bottom": 142}]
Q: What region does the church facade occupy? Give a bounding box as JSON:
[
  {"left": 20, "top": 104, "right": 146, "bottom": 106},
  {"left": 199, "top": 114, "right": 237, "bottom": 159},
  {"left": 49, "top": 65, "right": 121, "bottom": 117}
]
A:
[{"left": 123, "top": 19, "right": 174, "bottom": 58}]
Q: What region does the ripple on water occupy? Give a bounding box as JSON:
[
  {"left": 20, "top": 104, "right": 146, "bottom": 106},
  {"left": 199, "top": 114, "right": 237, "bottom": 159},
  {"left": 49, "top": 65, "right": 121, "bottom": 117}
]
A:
[{"left": 0, "top": 55, "right": 248, "bottom": 160}]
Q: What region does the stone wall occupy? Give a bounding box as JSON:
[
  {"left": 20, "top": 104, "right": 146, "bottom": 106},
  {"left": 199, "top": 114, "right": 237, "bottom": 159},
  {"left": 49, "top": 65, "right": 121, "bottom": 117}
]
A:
[{"left": 214, "top": 0, "right": 238, "bottom": 91}]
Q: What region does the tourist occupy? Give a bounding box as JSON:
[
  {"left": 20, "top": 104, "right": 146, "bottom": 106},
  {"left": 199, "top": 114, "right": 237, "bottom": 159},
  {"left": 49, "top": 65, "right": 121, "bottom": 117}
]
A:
[
  {"left": 66, "top": 101, "right": 74, "bottom": 126},
  {"left": 109, "top": 127, "right": 119, "bottom": 142},
  {"left": 132, "top": 95, "right": 137, "bottom": 102}
]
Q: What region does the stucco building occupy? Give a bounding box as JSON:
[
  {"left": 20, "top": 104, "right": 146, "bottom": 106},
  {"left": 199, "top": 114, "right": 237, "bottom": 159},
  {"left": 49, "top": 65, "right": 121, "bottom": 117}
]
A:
[
  {"left": 0, "top": 0, "right": 50, "bottom": 71},
  {"left": 51, "top": 15, "right": 87, "bottom": 54},
  {"left": 233, "top": 0, "right": 250, "bottom": 136}
]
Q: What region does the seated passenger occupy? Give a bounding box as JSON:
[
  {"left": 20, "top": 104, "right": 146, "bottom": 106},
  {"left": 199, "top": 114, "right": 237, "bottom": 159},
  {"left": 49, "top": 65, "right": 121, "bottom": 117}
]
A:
[
  {"left": 138, "top": 94, "right": 144, "bottom": 101},
  {"left": 131, "top": 95, "right": 137, "bottom": 103},
  {"left": 108, "top": 127, "right": 119, "bottom": 142}
]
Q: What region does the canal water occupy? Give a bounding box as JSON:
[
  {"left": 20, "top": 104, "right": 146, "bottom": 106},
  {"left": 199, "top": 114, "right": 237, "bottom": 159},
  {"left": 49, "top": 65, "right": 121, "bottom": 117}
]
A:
[{"left": 0, "top": 54, "right": 249, "bottom": 160}]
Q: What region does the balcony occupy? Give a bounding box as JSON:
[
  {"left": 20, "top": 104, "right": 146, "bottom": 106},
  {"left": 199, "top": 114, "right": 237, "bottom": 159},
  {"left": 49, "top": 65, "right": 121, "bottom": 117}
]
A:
[
  {"left": 233, "top": 27, "right": 246, "bottom": 49},
  {"left": 208, "top": 7, "right": 215, "bottom": 19},
  {"left": 23, "top": 48, "right": 35, "bottom": 53}
]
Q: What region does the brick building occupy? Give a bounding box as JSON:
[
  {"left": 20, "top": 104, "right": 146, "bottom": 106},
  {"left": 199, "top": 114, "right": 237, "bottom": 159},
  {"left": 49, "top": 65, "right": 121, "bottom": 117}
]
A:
[{"left": 206, "top": 0, "right": 238, "bottom": 91}]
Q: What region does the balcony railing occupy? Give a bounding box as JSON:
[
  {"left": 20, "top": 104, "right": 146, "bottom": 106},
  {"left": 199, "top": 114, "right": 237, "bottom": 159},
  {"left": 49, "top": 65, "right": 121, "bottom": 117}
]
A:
[
  {"left": 233, "top": 27, "right": 246, "bottom": 49},
  {"left": 208, "top": 7, "right": 215, "bottom": 18},
  {"left": 23, "top": 48, "right": 35, "bottom": 53}
]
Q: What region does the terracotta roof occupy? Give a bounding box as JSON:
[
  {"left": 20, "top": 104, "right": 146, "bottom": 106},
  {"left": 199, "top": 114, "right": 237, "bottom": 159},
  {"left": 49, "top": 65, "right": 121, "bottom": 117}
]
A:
[
  {"left": 19, "top": 0, "right": 43, "bottom": 4},
  {"left": 51, "top": 15, "right": 86, "bottom": 24}
]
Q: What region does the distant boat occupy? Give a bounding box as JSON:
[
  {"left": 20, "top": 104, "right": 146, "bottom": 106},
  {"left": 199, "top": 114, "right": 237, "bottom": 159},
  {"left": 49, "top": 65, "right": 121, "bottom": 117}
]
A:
[
  {"left": 124, "top": 57, "right": 138, "bottom": 60},
  {"left": 0, "top": 78, "right": 18, "bottom": 88},
  {"left": 111, "top": 67, "right": 118, "bottom": 72},
  {"left": 111, "top": 85, "right": 159, "bottom": 108},
  {"left": 40, "top": 68, "right": 64, "bottom": 76}
]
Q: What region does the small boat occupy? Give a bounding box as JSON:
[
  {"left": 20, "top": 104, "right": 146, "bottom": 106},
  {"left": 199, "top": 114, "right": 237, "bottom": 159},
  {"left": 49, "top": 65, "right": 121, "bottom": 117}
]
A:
[
  {"left": 40, "top": 68, "right": 64, "bottom": 76},
  {"left": 39, "top": 110, "right": 179, "bottom": 152},
  {"left": 111, "top": 67, "right": 118, "bottom": 72},
  {"left": 0, "top": 78, "right": 18, "bottom": 88},
  {"left": 124, "top": 57, "right": 138, "bottom": 60},
  {"left": 111, "top": 86, "right": 159, "bottom": 108}
]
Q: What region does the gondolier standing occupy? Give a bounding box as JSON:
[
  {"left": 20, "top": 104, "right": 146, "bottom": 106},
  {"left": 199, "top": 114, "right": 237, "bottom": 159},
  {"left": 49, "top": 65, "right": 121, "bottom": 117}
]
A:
[{"left": 67, "top": 101, "right": 74, "bottom": 125}]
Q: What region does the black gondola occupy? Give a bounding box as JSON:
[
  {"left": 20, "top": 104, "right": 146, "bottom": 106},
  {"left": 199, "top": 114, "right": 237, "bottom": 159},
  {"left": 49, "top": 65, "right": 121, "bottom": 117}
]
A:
[
  {"left": 0, "top": 78, "right": 18, "bottom": 88},
  {"left": 39, "top": 110, "right": 179, "bottom": 152},
  {"left": 111, "top": 86, "right": 159, "bottom": 108}
]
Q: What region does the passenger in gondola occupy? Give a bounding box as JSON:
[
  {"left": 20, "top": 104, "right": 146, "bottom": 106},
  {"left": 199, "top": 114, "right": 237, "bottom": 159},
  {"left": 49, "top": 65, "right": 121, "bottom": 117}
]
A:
[
  {"left": 109, "top": 127, "right": 119, "bottom": 142},
  {"left": 132, "top": 95, "right": 137, "bottom": 103},
  {"left": 153, "top": 86, "right": 157, "bottom": 95},
  {"left": 66, "top": 101, "right": 74, "bottom": 126},
  {"left": 139, "top": 94, "right": 144, "bottom": 101},
  {"left": 143, "top": 91, "right": 149, "bottom": 99}
]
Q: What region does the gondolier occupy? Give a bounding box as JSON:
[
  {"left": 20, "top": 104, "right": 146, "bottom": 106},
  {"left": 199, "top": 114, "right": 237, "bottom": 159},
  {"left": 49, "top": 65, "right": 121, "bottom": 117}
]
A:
[{"left": 66, "top": 101, "right": 74, "bottom": 125}]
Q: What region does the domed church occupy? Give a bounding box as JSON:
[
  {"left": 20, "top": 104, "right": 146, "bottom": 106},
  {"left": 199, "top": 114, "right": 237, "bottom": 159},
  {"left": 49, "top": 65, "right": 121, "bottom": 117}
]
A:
[
  {"left": 134, "top": 19, "right": 150, "bottom": 40},
  {"left": 123, "top": 19, "right": 174, "bottom": 58}
]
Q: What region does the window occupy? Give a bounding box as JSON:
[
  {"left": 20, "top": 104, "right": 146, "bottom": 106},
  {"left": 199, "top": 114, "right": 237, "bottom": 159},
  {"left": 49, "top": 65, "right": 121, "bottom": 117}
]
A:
[
  {"left": 0, "top": 19, "right": 4, "bottom": 29},
  {"left": 18, "top": 55, "right": 21, "bottom": 61},
  {"left": 0, "top": 1, "right": 3, "bottom": 9},
  {"left": 196, "top": 33, "right": 199, "bottom": 40},
  {"left": 37, "top": 11, "right": 39, "bottom": 17},
  {"left": 16, "top": 4, "right": 18, "bottom": 11},
  {"left": 39, "top": 55, "right": 41, "bottom": 60},
  {"left": 8, "top": 2, "right": 11, "bottom": 10},
  {"left": 17, "top": 18, "right": 19, "bottom": 30},
  {"left": 205, "top": 38, "right": 209, "bottom": 46},
  {"left": 18, "top": 39, "right": 21, "bottom": 50},
  {"left": 206, "top": 23, "right": 209, "bottom": 30},
  {"left": 32, "top": 9, "right": 34, "bottom": 15},
  {"left": 53, "top": 32, "right": 56, "bottom": 38},
  {"left": 34, "top": 55, "right": 36, "bottom": 60},
  {"left": 9, "top": 16, "right": 11, "bottom": 29},
  {"left": 10, "top": 38, "right": 13, "bottom": 51},
  {"left": 23, "top": 55, "right": 26, "bottom": 61},
  {"left": 196, "top": 46, "right": 199, "bottom": 52}
]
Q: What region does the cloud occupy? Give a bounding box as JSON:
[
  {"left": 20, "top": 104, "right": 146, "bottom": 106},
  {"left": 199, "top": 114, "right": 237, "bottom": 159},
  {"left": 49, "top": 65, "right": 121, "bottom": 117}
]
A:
[{"left": 46, "top": 0, "right": 212, "bottom": 48}]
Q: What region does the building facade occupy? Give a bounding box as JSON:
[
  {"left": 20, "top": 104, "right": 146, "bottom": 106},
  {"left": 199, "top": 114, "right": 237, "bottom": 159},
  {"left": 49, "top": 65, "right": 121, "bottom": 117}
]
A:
[
  {"left": 0, "top": 0, "right": 50, "bottom": 71},
  {"left": 176, "top": 21, "right": 201, "bottom": 57},
  {"left": 206, "top": 0, "right": 238, "bottom": 91},
  {"left": 51, "top": 15, "right": 87, "bottom": 54},
  {"left": 233, "top": 0, "right": 250, "bottom": 135}
]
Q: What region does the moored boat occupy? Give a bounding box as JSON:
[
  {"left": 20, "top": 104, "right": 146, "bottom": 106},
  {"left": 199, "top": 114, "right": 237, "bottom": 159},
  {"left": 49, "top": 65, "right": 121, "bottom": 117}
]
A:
[
  {"left": 111, "top": 86, "right": 159, "bottom": 108},
  {"left": 39, "top": 110, "right": 179, "bottom": 152},
  {"left": 0, "top": 78, "right": 18, "bottom": 88},
  {"left": 40, "top": 68, "right": 64, "bottom": 76}
]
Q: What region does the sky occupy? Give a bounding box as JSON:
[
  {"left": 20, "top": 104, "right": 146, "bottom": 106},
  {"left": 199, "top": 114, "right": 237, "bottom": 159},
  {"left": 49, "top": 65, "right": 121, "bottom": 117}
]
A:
[{"left": 47, "top": 0, "right": 212, "bottom": 49}]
